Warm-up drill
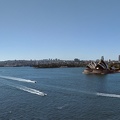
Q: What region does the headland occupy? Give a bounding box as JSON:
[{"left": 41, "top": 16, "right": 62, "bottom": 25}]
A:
[{"left": 83, "top": 59, "right": 120, "bottom": 74}]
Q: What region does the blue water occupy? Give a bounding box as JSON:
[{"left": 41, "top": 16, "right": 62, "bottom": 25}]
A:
[{"left": 0, "top": 67, "right": 120, "bottom": 120}]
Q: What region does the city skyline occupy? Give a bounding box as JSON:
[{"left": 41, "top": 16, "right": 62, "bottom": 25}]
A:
[{"left": 0, "top": 0, "right": 120, "bottom": 61}]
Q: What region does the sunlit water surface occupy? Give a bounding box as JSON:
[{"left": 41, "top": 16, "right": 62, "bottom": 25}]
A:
[{"left": 0, "top": 67, "right": 120, "bottom": 120}]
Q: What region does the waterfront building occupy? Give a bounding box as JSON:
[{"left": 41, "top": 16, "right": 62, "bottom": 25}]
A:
[{"left": 83, "top": 59, "right": 111, "bottom": 74}]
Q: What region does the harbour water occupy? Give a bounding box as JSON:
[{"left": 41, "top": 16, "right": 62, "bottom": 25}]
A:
[{"left": 0, "top": 67, "right": 120, "bottom": 120}]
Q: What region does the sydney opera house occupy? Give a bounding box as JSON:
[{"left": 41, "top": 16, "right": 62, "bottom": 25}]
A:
[{"left": 83, "top": 59, "right": 112, "bottom": 74}]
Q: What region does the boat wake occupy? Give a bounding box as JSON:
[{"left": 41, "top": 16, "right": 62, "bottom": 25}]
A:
[
  {"left": 0, "top": 75, "right": 47, "bottom": 96},
  {"left": 80, "top": 91, "right": 120, "bottom": 99},
  {"left": 15, "top": 85, "right": 47, "bottom": 96},
  {"left": 42, "top": 84, "right": 120, "bottom": 99},
  {"left": 57, "top": 104, "right": 68, "bottom": 110},
  {"left": 0, "top": 75, "right": 36, "bottom": 83},
  {"left": 96, "top": 92, "right": 120, "bottom": 98},
  {"left": 81, "top": 91, "right": 120, "bottom": 99},
  {"left": 5, "top": 82, "right": 47, "bottom": 96}
]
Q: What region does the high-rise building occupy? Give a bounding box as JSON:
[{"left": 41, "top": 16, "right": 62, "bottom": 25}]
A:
[
  {"left": 101, "top": 56, "right": 104, "bottom": 61},
  {"left": 118, "top": 55, "right": 120, "bottom": 61}
]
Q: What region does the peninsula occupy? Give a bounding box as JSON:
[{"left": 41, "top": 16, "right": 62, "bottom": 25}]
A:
[{"left": 83, "top": 59, "right": 120, "bottom": 74}]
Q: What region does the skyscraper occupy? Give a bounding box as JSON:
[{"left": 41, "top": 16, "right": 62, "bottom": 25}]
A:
[
  {"left": 101, "top": 56, "right": 104, "bottom": 61},
  {"left": 118, "top": 55, "right": 120, "bottom": 62}
]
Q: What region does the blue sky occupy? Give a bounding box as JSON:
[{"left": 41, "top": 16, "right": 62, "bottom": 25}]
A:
[{"left": 0, "top": 0, "right": 120, "bottom": 60}]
